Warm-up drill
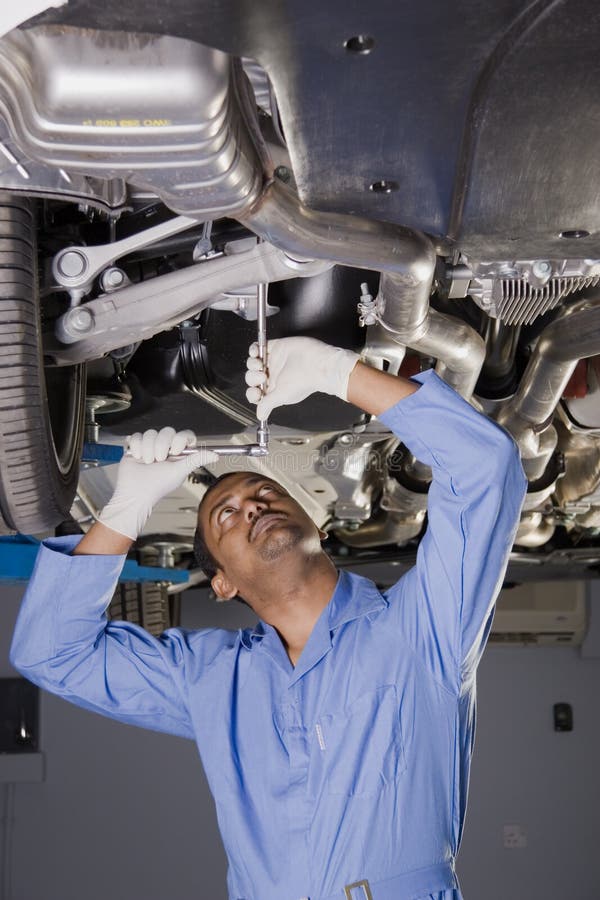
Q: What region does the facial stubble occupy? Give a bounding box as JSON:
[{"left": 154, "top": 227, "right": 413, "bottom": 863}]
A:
[{"left": 255, "top": 521, "right": 305, "bottom": 562}]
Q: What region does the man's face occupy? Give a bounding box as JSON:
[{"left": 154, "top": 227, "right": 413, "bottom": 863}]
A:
[{"left": 198, "top": 472, "right": 324, "bottom": 600}]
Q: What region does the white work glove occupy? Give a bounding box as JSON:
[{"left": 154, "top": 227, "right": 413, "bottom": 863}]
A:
[
  {"left": 98, "top": 428, "right": 219, "bottom": 540},
  {"left": 245, "top": 336, "right": 359, "bottom": 420}
]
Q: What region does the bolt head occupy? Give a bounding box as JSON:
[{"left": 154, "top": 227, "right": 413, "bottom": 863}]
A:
[
  {"left": 68, "top": 306, "right": 94, "bottom": 333},
  {"left": 532, "top": 260, "right": 552, "bottom": 277},
  {"left": 58, "top": 250, "right": 87, "bottom": 279},
  {"left": 274, "top": 165, "right": 291, "bottom": 183},
  {"left": 106, "top": 268, "right": 125, "bottom": 287}
]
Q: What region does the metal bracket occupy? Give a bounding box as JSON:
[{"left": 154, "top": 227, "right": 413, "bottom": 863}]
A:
[{"left": 208, "top": 287, "right": 280, "bottom": 320}]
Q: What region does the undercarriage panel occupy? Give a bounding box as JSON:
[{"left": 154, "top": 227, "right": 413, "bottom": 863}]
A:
[{"left": 32, "top": 0, "right": 600, "bottom": 260}]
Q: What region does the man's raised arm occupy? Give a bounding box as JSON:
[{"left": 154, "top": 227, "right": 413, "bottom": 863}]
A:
[
  {"left": 246, "top": 337, "right": 528, "bottom": 693},
  {"left": 373, "top": 366, "right": 526, "bottom": 692}
]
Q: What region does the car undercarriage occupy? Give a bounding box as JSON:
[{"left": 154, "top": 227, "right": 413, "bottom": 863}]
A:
[{"left": 2, "top": 1, "right": 600, "bottom": 587}]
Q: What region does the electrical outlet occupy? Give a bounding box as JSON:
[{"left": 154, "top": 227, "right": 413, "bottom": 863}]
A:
[{"left": 503, "top": 824, "right": 527, "bottom": 849}]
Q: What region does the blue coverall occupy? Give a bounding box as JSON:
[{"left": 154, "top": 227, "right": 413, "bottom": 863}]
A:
[{"left": 10, "top": 369, "right": 527, "bottom": 900}]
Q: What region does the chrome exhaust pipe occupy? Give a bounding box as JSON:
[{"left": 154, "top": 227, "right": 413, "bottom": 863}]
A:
[
  {"left": 498, "top": 292, "right": 600, "bottom": 481},
  {"left": 374, "top": 271, "right": 487, "bottom": 398},
  {"left": 241, "top": 178, "right": 436, "bottom": 290},
  {"left": 242, "top": 179, "right": 485, "bottom": 399}
]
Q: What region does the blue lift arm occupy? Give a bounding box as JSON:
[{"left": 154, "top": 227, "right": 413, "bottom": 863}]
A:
[{"left": 0, "top": 535, "right": 189, "bottom": 586}]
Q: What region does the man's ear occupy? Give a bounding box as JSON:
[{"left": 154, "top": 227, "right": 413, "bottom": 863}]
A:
[
  {"left": 211, "top": 570, "right": 238, "bottom": 602},
  {"left": 318, "top": 528, "right": 328, "bottom": 542}
]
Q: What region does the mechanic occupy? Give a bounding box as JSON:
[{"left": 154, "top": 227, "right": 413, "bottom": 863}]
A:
[{"left": 10, "top": 336, "right": 526, "bottom": 900}]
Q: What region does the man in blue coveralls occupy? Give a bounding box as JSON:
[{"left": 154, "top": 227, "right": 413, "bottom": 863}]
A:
[{"left": 10, "top": 336, "right": 526, "bottom": 900}]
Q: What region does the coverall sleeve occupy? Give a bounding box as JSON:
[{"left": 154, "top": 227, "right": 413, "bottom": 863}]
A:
[
  {"left": 10, "top": 536, "right": 231, "bottom": 738},
  {"left": 379, "top": 369, "right": 527, "bottom": 693}
]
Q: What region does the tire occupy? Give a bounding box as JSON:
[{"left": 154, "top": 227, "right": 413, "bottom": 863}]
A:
[
  {"left": 0, "top": 195, "right": 85, "bottom": 534},
  {"left": 108, "top": 582, "right": 179, "bottom": 636}
]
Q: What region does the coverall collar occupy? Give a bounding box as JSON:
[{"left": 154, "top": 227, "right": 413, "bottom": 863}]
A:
[{"left": 242, "top": 569, "right": 388, "bottom": 685}]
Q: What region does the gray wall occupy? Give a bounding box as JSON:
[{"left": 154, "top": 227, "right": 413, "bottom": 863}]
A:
[
  {"left": 1, "top": 582, "right": 599, "bottom": 900},
  {"left": 460, "top": 643, "right": 600, "bottom": 900}
]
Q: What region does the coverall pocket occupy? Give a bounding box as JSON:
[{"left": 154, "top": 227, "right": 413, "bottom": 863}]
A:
[{"left": 316, "top": 684, "right": 406, "bottom": 798}]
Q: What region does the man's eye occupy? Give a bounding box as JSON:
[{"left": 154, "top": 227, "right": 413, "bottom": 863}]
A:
[
  {"left": 259, "top": 484, "right": 277, "bottom": 495},
  {"left": 219, "top": 507, "right": 235, "bottom": 523}
]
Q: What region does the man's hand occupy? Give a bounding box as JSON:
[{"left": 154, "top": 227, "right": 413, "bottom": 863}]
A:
[
  {"left": 245, "top": 336, "right": 360, "bottom": 419},
  {"left": 245, "top": 336, "right": 420, "bottom": 420},
  {"left": 95, "top": 428, "right": 218, "bottom": 541}
]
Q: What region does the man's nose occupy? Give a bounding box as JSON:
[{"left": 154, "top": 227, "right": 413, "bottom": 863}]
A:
[{"left": 243, "top": 497, "right": 268, "bottom": 521}]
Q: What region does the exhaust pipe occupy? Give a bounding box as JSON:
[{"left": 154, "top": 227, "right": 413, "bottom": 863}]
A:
[
  {"left": 241, "top": 178, "right": 436, "bottom": 305},
  {"left": 498, "top": 293, "right": 600, "bottom": 481},
  {"left": 242, "top": 179, "right": 485, "bottom": 399},
  {"left": 379, "top": 286, "right": 486, "bottom": 398}
]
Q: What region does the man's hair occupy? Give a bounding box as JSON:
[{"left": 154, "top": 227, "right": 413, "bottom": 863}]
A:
[{"left": 193, "top": 471, "right": 239, "bottom": 580}]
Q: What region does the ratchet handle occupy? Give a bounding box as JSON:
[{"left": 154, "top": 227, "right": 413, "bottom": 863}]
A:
[
  {"left": 120, "top": 283, "right": 270, "bottom": 463},
  {"left": 123, "top": 444, "right": 268, "bottom": 460}
]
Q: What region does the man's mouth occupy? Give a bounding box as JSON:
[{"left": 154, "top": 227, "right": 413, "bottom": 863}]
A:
[{"left": 250, "top": 513, "right": 288, "bottom": 542}]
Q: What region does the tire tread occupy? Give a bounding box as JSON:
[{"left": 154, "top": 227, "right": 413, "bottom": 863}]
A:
[{"left": 0, "top": 194, "right": 85, "bottom": 533}]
